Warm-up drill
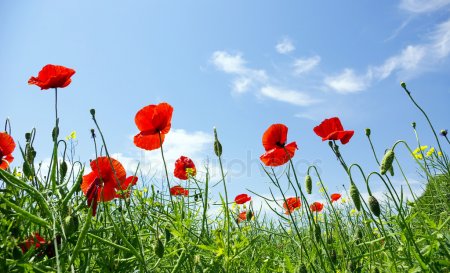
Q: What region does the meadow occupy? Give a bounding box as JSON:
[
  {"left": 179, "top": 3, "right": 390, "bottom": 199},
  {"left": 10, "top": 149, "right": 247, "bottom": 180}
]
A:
[{"left": 0, "top": 64, "right": 449, "bottom": 273}]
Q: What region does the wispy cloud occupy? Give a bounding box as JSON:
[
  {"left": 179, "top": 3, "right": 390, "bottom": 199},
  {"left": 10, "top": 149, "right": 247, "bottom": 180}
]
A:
[
  {"left": 275, "top": 38, "right": 295, "bottom": 54},
  {"left": 293, "top": 55, "right": 321, "bottom": 75},
  {"left": 325, "top": 18, "right": 450, "bottom": 93},
  {"left": 211, "top": 50, "right": 319, "bottom": 106},
  {"left": 211, "top": 51, "right": 267, "bottom": 93},
  {"left": 259, "top": 86, "right": 320, "bottom": 106},
  {"left": 399, "top": 0, "right": 450, "bottom": 13}
]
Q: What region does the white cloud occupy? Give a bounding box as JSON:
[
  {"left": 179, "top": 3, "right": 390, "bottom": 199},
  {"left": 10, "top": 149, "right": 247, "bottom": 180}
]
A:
[
  {"left": 293, "top": 56, "right": 321, "bottom": 75},
  {"left": 325, "top": 18, "right": 450, "bottom": 93},
  {"left": 399, "top": 0, "right": 450, "bottom": 13},
  {"left": 211, "top": 51, "right": 267, "bottom": 93},
  {"left": 259, "top": 86, "right": 320, "bottom": 106},
  {"left": 276, "top": 38, "right": 295, "bottom": 54},
  {"left": 211, "top": 51, "right": 246, "bottom": 74},
  {"left": 324, "top": 69, "right": 369, "bottom": 94}
]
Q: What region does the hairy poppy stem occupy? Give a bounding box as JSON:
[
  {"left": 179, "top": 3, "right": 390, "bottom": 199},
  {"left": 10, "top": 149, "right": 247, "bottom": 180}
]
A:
[{"left": 158, "top": 132, "right": 174, "bottom": 207}]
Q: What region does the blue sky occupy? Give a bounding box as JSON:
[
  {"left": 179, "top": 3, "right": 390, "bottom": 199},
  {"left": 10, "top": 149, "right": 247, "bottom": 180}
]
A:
[{"left": 1, "top": 1, "right": 449, "bottom": 213}]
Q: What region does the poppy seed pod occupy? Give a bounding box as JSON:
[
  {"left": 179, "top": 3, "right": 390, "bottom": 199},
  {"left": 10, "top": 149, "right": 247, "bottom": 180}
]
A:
[
  {"left": 365, "top": 128, "right": 371, "bottom": 137},
  {"left": 60, "top": 161, "right": 68, "bottom": 181},
  {"left": 350, "top": 183, "right": 361, "bottom": 211},
  {"left": 400, "top": 81, "right": 406, "bottom": 88},
  {"left": 441, "top": 129, "right": 448, "bottom": 137},
  {"left": 305, "top": 175, "right": 312, "bottom": 194},
  {"left": 380, "top": 149, "right": 395, "bottom": 175},
  {"left": 368, "top": 195, "right": 381, "bottom": 217},
  {"left": 411, "top": 122, "right": 416, "bottom": 129},
  {"left": 154, "top": 238, "right": 164, "bottom": 258},
  {"left": 90, "top": 109, "right": 96, "bottom": 117},
  {"left": 25, "top": 132, "right": 32, "bottom": 142},
  {"left": 213, "top": 128, "right": 222, "bottom": 157},
  {"left": 52, "top": 126, "right": 59, "bottom": 141}
]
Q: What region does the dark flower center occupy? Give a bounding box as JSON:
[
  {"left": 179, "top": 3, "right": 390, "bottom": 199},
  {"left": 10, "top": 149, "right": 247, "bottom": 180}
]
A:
[{"left": 275, "top": 141, "right": 285, "bottom": 148}]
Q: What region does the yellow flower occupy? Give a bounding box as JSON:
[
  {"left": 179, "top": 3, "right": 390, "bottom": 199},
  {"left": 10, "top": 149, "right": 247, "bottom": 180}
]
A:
[
  {"left": 414, "top": 154, "right": 423, "bottom": 160},
  {"left": 438, "top": 151, "right": 443, "bottom": 157},
  {"left": 143, "top": 187, "right": 148, "bottom": 193},
  {"left": 341, "top": 197, "right": 347, "bottom": 203},
  {"left": 66, "top": 131, "right": 77, "bottom": 140},
  {"left": 426, "top": 147, "right": 435, "bottom": 157}
]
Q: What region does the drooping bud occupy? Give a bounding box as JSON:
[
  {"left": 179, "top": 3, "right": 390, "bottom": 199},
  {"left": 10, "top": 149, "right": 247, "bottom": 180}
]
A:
[
  {"left": 23, "top": 162, "right": 33, "bottom": 178},
  {"left": 154, "top": 237, "right": 164, "bottom": 258},
  {"left": 368, "top": 195, "right": 381, "bottom": 217},
  {"left": 350, "top": 183, "right": 361, "bottom": 211},
  {"left": 380, "top": 149, "right": 395, "bottom": 175},
  {"left": 305, "top": 175, "right": 312, "bottom": 194},
  {"left": 52, "top": 126, "right": 59, "bottom": 141},
  {"left": 165, "top": 228, "right": 171, "bottom": 244},
  {"left": 365, "top": 128, "right": 371, "bottom": 137},
  {"left": 60, "top": 161, "right": 68, "bottom": 182},
  {"left": 213, "top": 127, "right": 222, "bottom": 157}
]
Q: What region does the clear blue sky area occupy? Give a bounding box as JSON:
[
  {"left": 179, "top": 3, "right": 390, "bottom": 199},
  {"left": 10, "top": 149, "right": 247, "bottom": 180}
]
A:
[{"left": 1, "top": 1, "right": 449, "bottom": 211}]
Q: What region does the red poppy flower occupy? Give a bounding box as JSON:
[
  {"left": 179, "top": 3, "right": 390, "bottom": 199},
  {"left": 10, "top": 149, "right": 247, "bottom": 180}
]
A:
[
  {"left": 134, "top": 103, "right": 173, "bottom": 151},
  {"left": 234, "top": 193, "right": 251, "bottom": 204},
  {"left": 330, "top": 193, "right": 342, "bottom": 203},
  {"left": 116, "top": 176, "right": 139, "bottom": 199},
  {"left": 283, "top": 197, "right": 301, "bottom": 214},
  {"left": 310, "top": 202, "right": 324, "bottom": 212},
  {"left": 81, "top": 157, "right": 127, "bottom": 216},
  {"left": 313, "top": 117, "right": 354, "bottom": 144},
  {"left": 260, "top": 124, "right": 298, "bottom": 167},
  {"left": 170, "top": 185, "right": 189, "bottom": 196},
  {"left": 0, "top": 132, "right": 15, "bottom": 170},
  {"left": 19, "top": 233, "right": 47, "bottom": 254},
  {"left": 28, "top": 64, "right": 75, "bottom": 90},
  {"left": 174, "top": 156, "right": 196, "bottom": 180},
  {"left": 237, "top": 211, "right": 247, "bottom": 223}
]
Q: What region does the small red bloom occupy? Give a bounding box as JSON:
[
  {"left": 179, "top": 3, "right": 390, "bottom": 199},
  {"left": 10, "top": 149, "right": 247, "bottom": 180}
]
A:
[
  {"left": 81, "top": 157, "right": 127, "bottom": 216},
  {"left": 0, "top": 132, "right": 15, "bottom": 170},
  {"left": 330, "top": 193, "right": 342, "bottom": 203},
  {"left": 310, "top": 202, "right": 324, "bottom": 212},
  {"left": 170, "top": 185, "right": 189, "bottom": 196},
  {"left": 313, "top": 117, "right": 354, "bottom": 144},
  {"left": 237, "top": 211, "right": 247, "bottom": 223},
  {"left": 174, "top": 156, "right": 196, "bottom": 180},
  {"left": 19, "top": 233, "right": 47, "bottom": 254},
  {"left": 28, "top": 64, "right": 75, "bottom": 90},
  {"left": 234, "top": 193, "right": 251, "bottom": 204},
  {"left": 116, "top": 176, "right": 139, "bottom": 199},
  {"left": 260, "top": 124, "right": 298, "bottom": 167},
  {"left": 134, "top": 103, "right": 173, "bottom": 151},
  {"left": 283, "top": 197, "right": 301, "bottom": 214}
]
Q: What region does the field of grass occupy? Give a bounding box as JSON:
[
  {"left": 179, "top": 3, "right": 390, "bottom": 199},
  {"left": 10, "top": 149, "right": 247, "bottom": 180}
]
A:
[{"left": 0, "top": 66, "right": 449, "bottom": 272}]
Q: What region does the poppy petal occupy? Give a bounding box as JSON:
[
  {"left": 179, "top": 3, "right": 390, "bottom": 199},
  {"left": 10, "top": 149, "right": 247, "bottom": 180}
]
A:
[
  {"left": 262, "top": 124, "right": 288, "bottom": 151},
  {"left": 90, "top": 157, "right": 126, "bottom": 185},
  {"left": 0, "top": 132, "right": 16, "bottom": 155},
  {"left": 153, "top": 103, "right": 173, "bottom": 134},
  {"left": 81, "top": 172, "right": 98, "bottom": 196},
  {"left": 134, "top": 132, "right": 164, "bottom": 151},
  {"left": 235, "top": 194, "right": 251, "bottom": 204},
  {"left": 135, "top": 105, "right": 158, "bottom": 132},
  {"left": 260, "top": 142, "right": 297, "bottom": 167},
  {"left": 313, "top": 117, "right": 344, "bottom": 139}
]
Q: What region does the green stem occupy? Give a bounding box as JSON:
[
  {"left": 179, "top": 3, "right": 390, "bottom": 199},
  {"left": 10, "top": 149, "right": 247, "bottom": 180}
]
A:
[{"left": 159, "top": 132, "right": 174, "bottom": 207}]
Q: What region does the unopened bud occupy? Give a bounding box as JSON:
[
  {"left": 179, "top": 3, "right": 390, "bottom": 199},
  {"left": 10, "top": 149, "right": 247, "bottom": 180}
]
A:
[
  {"left": 368, "top": 196, "right": 381, "bottom": 217},
  {"left": 365, "top": 128, "right": 371, "bottom": 137},
  {"left": 350, "top": 183, "right": 361, "bottom": 211},
  {"left": 380, "top": 149, "right": 395, "bottom": 175},
  {"left": 90, "top": 109, "right": 96, "bottom": 117},
  {"left": 305, "top": 175, "right": 312, "bottom": 194}
]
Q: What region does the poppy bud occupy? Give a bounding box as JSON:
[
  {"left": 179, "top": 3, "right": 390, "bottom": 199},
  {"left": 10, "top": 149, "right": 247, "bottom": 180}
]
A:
[
  {"left": 25, "top": 132, "right": 32, "bottom": 142},
  {"left": 400, "top": 81, "right": 406, "bottom": 89},
  {"left": 23, "top": 162, "right": 33, "bottom": 178},
  {"left": 368, "top": 196, "right": 381, "bottom": 217},
  {"left": 64, "top": 214, "right": 79, "bottom": 237},
  {"left": 246, "top": 210, "right": 253, "bottom": 221},
  {"left": 441, "top": 129, "right": 448, "bottom": 137},
  {"left": 90, "top": 129, "right": 96, "bottom": 138},
  {"left": 165, "top": 228, "right": 171, "bottom": 244},
  {"left": 380, "top": 149, "right": 395, "bottom": 175},
  {"left": 154, "top": 238, "right": 164, "bottom": 258},
  {"left": 388, "top": 165, "right": 394, "bottom": 176},
  {"left": 305, "top": 175, "right": 312, "bottom": 194},
  {"left": 296, "top": 264, "right": 307, "bottom": 273},
  {"left": 90, "top": 109, "right": 96, "bottom": 117},
  {"left": 213, "top": 127, "right": 222, "bottom": 157},
  {"left": 350, "top": 183, "right": 361, "bottom": 211},
  {"left": 411, "top": 122, "right": 416, "bottom": 129},
  {"left": 314, "top": 224, "right": 321, "bottom": 242},
  {"left": 52, "top": 126, "right": 59, "bottom": 141},
  {"left": 365, "top": 128, "right": 371, "bottom": 137},
  {"left": 60, "top": 161, "right": 68, "bottom": 182}
]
